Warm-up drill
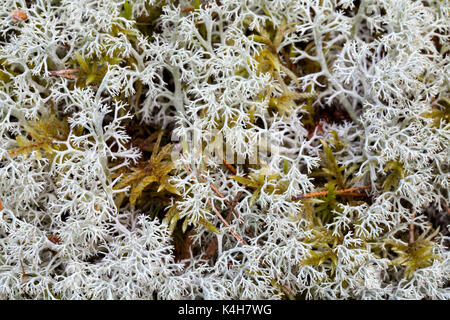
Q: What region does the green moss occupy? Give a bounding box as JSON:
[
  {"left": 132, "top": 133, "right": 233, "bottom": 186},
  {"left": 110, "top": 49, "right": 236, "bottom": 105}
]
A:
[
  {"left": 113, "top": 131, "right": 179, "bottom": 208},
  {"left": 385, "top": 227, "right": 441, "bottom": 279},
  {"left": 7, "top": 114, "right": 69, "bottom": 161},
  {"left": 382, "top": 160, "right": 404, "bottom": 192},
  {"left": 423, "top": 96, "right": 450, "bottom": 127},
  {"left": 71, "top": 52, "right": 123, "bottom": 88}
]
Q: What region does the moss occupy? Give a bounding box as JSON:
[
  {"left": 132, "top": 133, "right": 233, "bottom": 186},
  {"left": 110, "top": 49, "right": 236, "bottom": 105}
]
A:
[{"left": 7, "top": 114, "right": 70, "bottom": 160}]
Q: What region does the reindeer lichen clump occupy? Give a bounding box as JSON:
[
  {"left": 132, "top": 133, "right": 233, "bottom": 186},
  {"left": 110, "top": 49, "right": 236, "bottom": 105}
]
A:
[{"left": 0, "top": 0, "right": 448, "bottom": 299}]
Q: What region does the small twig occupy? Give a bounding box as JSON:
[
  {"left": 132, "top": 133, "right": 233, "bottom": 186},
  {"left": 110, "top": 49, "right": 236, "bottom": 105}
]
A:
[
  {"left": 180, "top": 7, "right": 195, "bottom": 13},
  {"left": 229, "top": 191, "right": 243, "bottom": 221},
  {"left": 183, "top": 161, "right": 241, "bottom": 221},
  {"left": 222, "top": 158, "right": 237, "bottom": 174},
  {"left": 8, "top": 140, "right": 47, "bottom": 157},
  {"left": 210, "top": 197, "right": 294, "bottom": 299},
  {"left": 183, "top": 160, "right": 247, "bottom": 246},
  {"left": 20, "top": 260, "right": 27, "bottom": 279},
  {"left": 210, "top": 199, "right": 247, "bottom": 246},
  {"left": 441, "top": 200, "right": 450, "bottom": 215},
  {"left": 336, "top": 192, "right": 369, "bottom": 197},
  {"left": 209, "top": 180, "right": 225, "bottom": 197},
  {"left": 48, "top": 68, "right": 78, "bottom": 80},
  {"left": 181, "top": 154, "right": 294, "bottom": 299},
  {"left": 203, "top": 192, "right": 243, "bottom": 260},
  {"left": 292, "top": 186, "right": 371, "bottom": 201}
]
